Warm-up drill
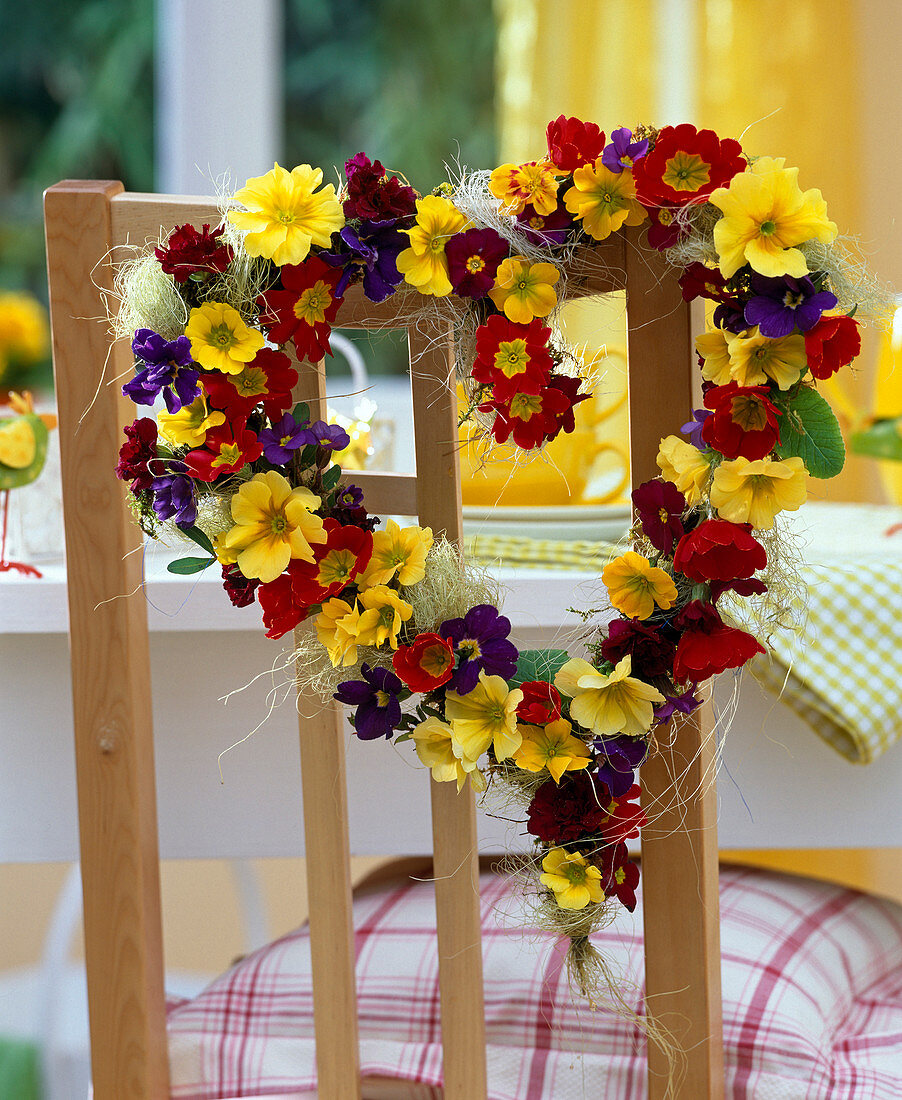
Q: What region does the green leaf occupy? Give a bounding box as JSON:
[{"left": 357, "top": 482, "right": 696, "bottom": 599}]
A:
[
  {"left": 850, "top": 419, "right": 902, "bottom": 463},
  {"left": 291, "top": 402, "right": 310, "bottom": 424},
  {"left": 321, "top": 464, "right": 342, "bottom": 491},
  {"left": 178, "top": 524, "right": 215, "bottom": 555},
  {"left": 511, "top": 649, "right": 570, "bottom": 687},
  {"left": 773, "top": 386, "right": 845, "bottom": 479},
  {"left": 167, "top": 555, "right": 216, "bottom": 575}
]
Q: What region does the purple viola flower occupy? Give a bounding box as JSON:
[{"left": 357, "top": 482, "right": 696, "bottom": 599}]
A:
[
  {"left": 321, "top": 219, "right": 408, "bottom": 303},
  {"left": 150, "top": 459, "right": 197, "bottom": 526},
  {"left": 331, "top": 483, "right": 379, "bottom": 531},
  {"left": 308, "top": 420, "right": 350, "bottom": 451},
  {"left": 440, "top": 604, "right": 519, "bottom": 695},
  {"left": 713, "top": 301, "right": 748, "bottom": 334},
  {"left": 744, "top": 275, "right": 838, "bottom": 338},
  {"left": 681, "top": 407, "right": 713, "bottom": 450},
  {"left": 601, "top": 127, "right": 649, "bottom": 173},
  {"left": 334, "top": 663, "right": 404, "bottom": 740},
  {"left": 592, "top": 735, "right": 649, "bottom": 796},
  {"left": 654, "top": 688, "right": 703, "bottom": 724},
  {"left": 258, "top": 413, "right": 311, "bottom": 465},
  {"left": 124, "top": 329, "right": 200, "bottom": 413}
]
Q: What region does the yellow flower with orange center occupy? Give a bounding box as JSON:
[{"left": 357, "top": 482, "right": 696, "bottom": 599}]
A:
[
  {"left": 601, "top": 551, "right": 678, "bottom": 621},
  {"left": 396, "top": 196, "right": 469, "bottom": 297},
  {"left": 554, "top": 655, "right": 665, "bottom": 738},
  {"left": 540, "top": 848, "right": 604, "bottom": 911},
  {"left": 228, "top": 163, "right": 345, "bottom": 266},
  {"left": 489, "top": 159, "right": 561, "bottom": 216},
  {"left": 355, "top": 585, "right": 413, "bottom": 649},
  {"left": 410, "top": 716, "right": 486, "bottom": 793},
  {"left": 709, "top": 157, "right": 837, "bottom": 279},
  {"left": 489, "top": 257, "right": 559, "bottom": 323},
  {"left": 513, "top": 718, "right": 592, "bottom": 783},
  {"left": 222, "top": 470, "right": 326, "bottom": 583},
  {"left": 726, "top": 329, "right": 807, "bottom": 390},
  {"left": 711, "top": 455, "right": 808, "bottom": 529},
  {"left": 361, "top": 520, "right": 433, "bottom": 588},
  {"left": 184, "top": 302, "right": 265, "bottom": 374},
  {"left": 444, "top": 672, "right": 523, "bottom": 762},
  {"left": 656, "top": 435, "right": 712, "bottom": 505},
  {"left": 157, "top": 391, "right": 225, "bottom": 448},
  {"left": 563, "top": 161, "right": 647, "bottom": 241}
]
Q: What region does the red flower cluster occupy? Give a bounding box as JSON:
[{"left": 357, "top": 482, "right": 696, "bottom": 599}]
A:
[
  {"left": 116, "top": 417, "right": 159, "bottom": 493},
  {"left": 672, "top": 601, "right": 765, "bottom": 682},
  {"left": 633, "top": 124, "right": 745, "bottom": 208},
  {"left": 393, "top": 632, "right": 455, "bottom": 691},
  {"left": 154, "top": 223, "right": 233, "bottom": 282},
  {"left": 516, "top": 680, "right": 562, "bottom": 725},
  {"left": 546, "top": 115, "right": 605, "bottom": 172},
  {"left": 674, "top": 519, "right": 766, "bottom": 582},
  {"left": 804, "top": 314, "right": 861, "bottom": 380},
  {"left": 185, "top": 420, "right": 263, "bottom": 482},
  {"left": 258, "top": 256, "right": 344, "bottom": 363},
  {"left": 342, "top": 152, "right": 417, "bottom": 221},
  {"left": 702, "top": 382, "right": 782, "bottom": 461},
  {"left": 203, "top": 348, "right": 298, "bottom": 421}
]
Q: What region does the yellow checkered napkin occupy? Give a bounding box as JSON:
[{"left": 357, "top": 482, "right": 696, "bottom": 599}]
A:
[{"left": 464, "top": 533, "right": 618, "bottom": 572}]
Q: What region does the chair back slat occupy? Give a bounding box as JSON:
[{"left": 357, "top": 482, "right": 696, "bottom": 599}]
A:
[
  {"left": 623, "top": 242, "right": 725, "bottom": 1100},
  {"left": 45, "top": 180, "right": 171, "bottom": 1098}
]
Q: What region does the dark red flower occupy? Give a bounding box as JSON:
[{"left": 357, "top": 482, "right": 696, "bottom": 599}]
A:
[
  {"left": 288, "top": 518, "right": 373, "bottom": 607},
  {"left": 701, "top": 382, "right": 782, "bottom": 461},
  {"left": 599, "top": 783, "right": 646, "bottom": 845},
  {"left": 116, "top": 417, "right": 159, "bottom": 493},
  {"left": 804, "top": 314, "right": 862, "bottom": 380},
  {"left": 709, "top": 576, "right": 768, "bottom": 602},
  {"left": 343, "top": 152, "right": 418, "bottom": 221},
  {"left": 515, "top": 202, "right": 574, "bottom": 246},
  {"left": 480, "top": 382, "right": 571, "bottom": 450},
  {"left": 543, "top": 374, "right": 590, "bottom": 438},
  {"left": 392, "top": 632, "right": 455, "bottom": 692},
  {"left": 526, "top": 772, "right": 612, "bottom": 844},
  {"left": 596, "top": 841, "right": 640, "bottom": 911},
  {"left": 679, "top": 262, "right": 733, "bottom": 304},
  {"left": 633, "top": 124, "right": 745, "bottom": 207},
  {"left": 646, "top": 204, "right": 687, "bottom": 250},
  {"left": 202, "top": 348, "right": 298, "bottom": 421},
  {"left": 546, "top": 116, "right": 605, "bottom": 173},
  {"left": 631, "top": 478, "right": 687, "bottom": 555},
  {"left": 672, "top": 600, "right": 765, "bottom": 682},
  {"left": 516, "top": 680, "right": 562, "bottom": 725},
  {"left": 257, "top": 565, "right": 309, "bottom": 640},
  {"left": 258, "top": 256, "right": 343, "bottom": 362},
  {"left": 445, "top": 228, "right": 510, "bottom": 299},
  {"left": 184, "top": 419, "right": 263, "bottom": 482},
  {"left": 674, "top": 519, "right": 766, "bottom": 582},
  {"left": 599, "top": 618, "right": 676, "bottom": 680},
  {"left": 221, "top": 563, "right": 259, "bottom": 607},
  {"left": 154, "top": 223, "right": 233, "bottom": 282},
  {"left": 472, "top": 315, "right": 553, "bottom": 400}
]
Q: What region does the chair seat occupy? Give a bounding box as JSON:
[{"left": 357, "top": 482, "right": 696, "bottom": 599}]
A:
[{"left": 167, "top": 865, "right": 902, "bottom": 1099}]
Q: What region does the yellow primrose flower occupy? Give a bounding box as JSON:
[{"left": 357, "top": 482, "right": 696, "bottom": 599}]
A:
[
  {"left": 555, "top": 655, "right": 665, "bottom": 739},
  {"left": 410, "top": 716, "right": 486, "bottom": 793},
  {"left": 354, "top": 585, "right": 413, "bottom": 649},
  {"left": 316, "top": 597, "right": 366, "bottom": 666},
  {"left": 601, "top": 551, "right": 678, "bottom": 621},
  {"left": 696, "top": 329, "right": 733, "bottom": 386},
  {"left": 222, "top": 470, "right": 326, "bottom": 583},
  {"left": 563, "top": 160, "right": 647, "bottom": 241},
  {"left": 157, "top": 392, "right": 225, "bottom": 448},
  {"left": 228, "top": 163, "right": 345, "bottom": 266},
  {"left": 361, "top": 519, "right": 433, "bottom": 588},
  {"left": 489, "top": 159, "right": 561, "bottom": 216},
  {"left": 488, "top": 257, "right": 559, "bottom": 323},
  {"left": 711, "top": 455, "right": 808, "bottom": 529},
  {"left": 709, "top": 158, "right": 837, "bottom": 279},
  {"left": 513, "top": 718, "right": 592, "bottom": 784},
  {"left": 396, "top": 195, "right": 469, "bottom": 297},
  {"left": 656, "top": 435, "right": 712, "bottom": 505},
  {"left": 184, "top": 302, "right": 265, "bottom": 375},
  {"left": 726, "top": 329, "right": 807, "bottom": 390},
  {"left": 540, "top": 848, "right": 604, "bottom": 911},
  {"left": 0, "top": 291, "right": 49, "bottom": 371},
  {"left": 444, "top": 672, "right": 524, "bottom": 762}
]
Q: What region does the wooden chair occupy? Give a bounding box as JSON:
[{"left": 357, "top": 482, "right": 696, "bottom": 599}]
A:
[{"left": 43, "top": 180, "right": 721, "bottom": 1100}]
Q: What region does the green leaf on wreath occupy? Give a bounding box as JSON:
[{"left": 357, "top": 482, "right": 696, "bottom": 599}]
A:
[
  {"left": 321, "top": 464, "right": 342, "bottom": 491},
  {"left": 849, "top": 419, "right": 902, "bottom": 463},
  {"left": 773, "top": 386, "right": 845, "bottom": 479},
  {"left": 178, "top": 524, "right": 215, "bottom": 555},
  {"left": 511, "top": 648, "right": 570, "bottom": 686},
  {"left": 291, "top": 402, "right": 310, "bottom": 424},
  {"left": 167, "top": 555, "right": 216, "bottom": 575}
]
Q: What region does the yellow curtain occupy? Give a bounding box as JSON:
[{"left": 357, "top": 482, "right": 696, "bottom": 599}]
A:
[{"left": 494, "top": 0, "right": 893, "bottom": 502}]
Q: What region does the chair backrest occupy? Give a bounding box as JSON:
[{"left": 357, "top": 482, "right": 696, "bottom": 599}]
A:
[{"left": 44, "top": 181, "right": 722, "bottom": 1100}]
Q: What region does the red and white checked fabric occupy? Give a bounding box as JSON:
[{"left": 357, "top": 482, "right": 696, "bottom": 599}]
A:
[{"left": 168, "top": 865, "right": 902, "bottom": 1099}]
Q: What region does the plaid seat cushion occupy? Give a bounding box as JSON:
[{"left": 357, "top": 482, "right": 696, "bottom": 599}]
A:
[{"left": 168, "top": 865, "right": 902, "bottom": 1099}]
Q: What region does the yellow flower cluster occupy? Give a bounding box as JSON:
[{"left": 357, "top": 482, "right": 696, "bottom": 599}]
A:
[{"left": 696, "top": 327, "right": 806, "bottom": 391}]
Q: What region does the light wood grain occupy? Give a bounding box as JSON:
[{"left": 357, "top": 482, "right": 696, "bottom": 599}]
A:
[
  {"left": 45, "top": 181, "right": 170, "bottom": 1099},
  {"left": 410, "top": 323, "right": 488, "bottom": 1099},
  {"left": 624, "top": 229, "right": 724, "bottom": 1100}
]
